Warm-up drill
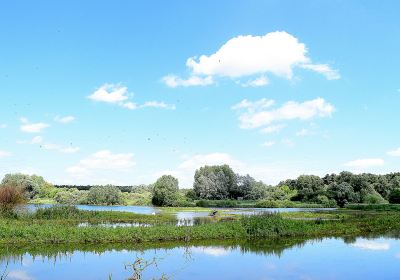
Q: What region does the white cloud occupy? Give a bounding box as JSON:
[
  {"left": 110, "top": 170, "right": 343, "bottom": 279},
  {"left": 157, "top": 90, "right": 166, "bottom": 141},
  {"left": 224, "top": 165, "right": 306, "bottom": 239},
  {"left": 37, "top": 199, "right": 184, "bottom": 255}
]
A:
[
  {"left": 351, "top": 240, "right": 390, "bottom": 251},
  {"left": 192, "top": 246, "right": 230, "bottom": 257},
  {"left": 121, "top": 102, "right": 138, "bottom": 110},
  {"left": 18, "top": 136, "right": 79, "bottom": 154},
  {"left": 162, "top": 75, "right": 214, "bottom": 88},
  {"left": 260, "top": 124, "right": 285, "bottom": 134},
  {"left": 60, "top": 147, "right": 80, "bottom": 154},
  {"left": 141, "top": 101, "right": 176, "bottom": 110},
  {"left": 233, "top": 98, "right": 335, "bottom": 130},
  {"left": 240, "top": 76, "right": 269, "bottom": 87},
  {"left": 89, "top": 83, "right": 175, "bottom": 110},
  {"left": 88, "top": 84, "right": 129, "bottom": 103},
  {"left": 7, "top": 270, "right": 34, "bottom": 280},
  {"left": 231, "top": 98, "right": 275, "bottom": 111},
  {"left": 20, "top": 118, "right": 49, "bottom": 133},
  {"left": 0, "top": 150, "right": 12, "bottom": 158},
  {"left": 164, "top": 31, "right": 339, "bottom": 87},
  {"left": 0, "top": 123, "right": 7, "bottom": 129},
  {"left": 67, "top": 150, "right": 136, "bottom": 178},
  {"left": 178, "top": 153, "right": 241, "bottom": 170},
  {"left": 261, "top": 141, "right": 275, "bottom": 147},
  {"left": 301, "top": 63, "right": 340, "bottom": 80},
  {"left": 55, "top": 115, "right": 75, "bottom": 124},
  {"left": 387, "top": 148, "right": 400, "bottom": 157},
  {"left": 31, "top": 136, "right": 43, "bottom": 144},
  {"left": 296, "top": 128, "right": 314, "bottom": 137},
  {"left": 282, "top": 138, "right": 295, "bottom": 147},
  {"left": 344, "top": 158, "right": 385, "bottom": 169}
]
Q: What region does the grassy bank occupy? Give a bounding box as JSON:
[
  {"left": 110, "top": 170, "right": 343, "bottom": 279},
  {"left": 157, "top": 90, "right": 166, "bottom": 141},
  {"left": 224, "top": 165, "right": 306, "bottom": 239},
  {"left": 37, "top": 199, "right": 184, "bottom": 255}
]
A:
[
  {"left": 345, "top": 204, "right": 400, "bottom": 211},
  {"left": 0, "top": 206, "right": 399, "bottom": 245}
]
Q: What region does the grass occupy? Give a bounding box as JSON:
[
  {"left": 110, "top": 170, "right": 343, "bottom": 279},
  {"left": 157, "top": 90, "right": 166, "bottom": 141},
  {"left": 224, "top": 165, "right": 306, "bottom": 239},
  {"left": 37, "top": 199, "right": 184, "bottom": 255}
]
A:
[
  {"left": 18, "top": 205, "right": 177, "bottom": 225},
  {"left": 0, "top": 206, "right": 400, "bottom": 245},
  {"left": 345, "top": 204, "right": 400, "bottom": 211}
]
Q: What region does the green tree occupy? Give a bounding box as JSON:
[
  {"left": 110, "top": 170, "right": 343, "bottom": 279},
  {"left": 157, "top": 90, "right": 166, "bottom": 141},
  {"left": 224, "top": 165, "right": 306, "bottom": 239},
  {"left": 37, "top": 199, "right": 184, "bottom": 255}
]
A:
[
  {"left": 327, "top": 182, "right": 358, "bottom": 207},
  {"left": 193, "top": 165, "right": 237, "bottom": 200},
  {"left": 290, "top": 175, "right": 325, "bottom": 201},
  {"left": 1, "top": 173, "right": 53, "bottom": 199},
  {"left": 389, "top": 188, "right": 400, "bottom": 204},
  {"left": 152, "top": 175, "right": 179, "bottom": 206},
  {"left": 86, "top": 185, "right": 123, "bottom": 205}
]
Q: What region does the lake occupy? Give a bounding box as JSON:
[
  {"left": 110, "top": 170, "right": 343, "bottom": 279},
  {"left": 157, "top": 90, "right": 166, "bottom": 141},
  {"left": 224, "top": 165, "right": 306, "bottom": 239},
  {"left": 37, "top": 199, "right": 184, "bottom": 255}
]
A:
[
  {"left": 26, "top": 204, "right": 335, "bottom": 219},
  {"left": 1, "top": 236, "right": 399, "bottom": 279}
]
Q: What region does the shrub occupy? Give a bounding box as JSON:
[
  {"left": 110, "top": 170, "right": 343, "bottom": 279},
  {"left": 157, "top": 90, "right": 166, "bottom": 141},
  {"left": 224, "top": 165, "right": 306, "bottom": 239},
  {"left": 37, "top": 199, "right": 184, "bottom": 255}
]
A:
[
  {"left": 54, "top": 188, "right": 88, "bottom": 205},
  {"left": 185, "top": 189, "right": 198, "bottom": 201},
  {"left": 151, "top": 175, "right": 179, "bottom": 206},
  {"left": 123, "top": 191, "right": 152, "bottom": 206},
  {"left": 86, "top": 185, "right": 123, "bottom": 205},
  {"left": 389, "top": 188, "right": 400, "bottom": 204},
  {"left": 195, "top": 200, "right": 210, "bottom": 207},
  {"left": 0, "top": 182, "right": 26, "bottom": 213},
  {"left": 364, "top": 193, "right": 388, "bottom": 204},
  {"left": 34, "top": 205, "right": 81, "bottom": 219}
]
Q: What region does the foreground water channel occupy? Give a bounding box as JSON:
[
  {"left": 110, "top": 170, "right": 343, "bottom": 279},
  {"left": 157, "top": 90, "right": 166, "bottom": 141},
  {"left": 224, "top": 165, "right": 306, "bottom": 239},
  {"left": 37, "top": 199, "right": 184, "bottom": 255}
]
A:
[{"left": 1, "top": 235, "right": 399, "bottom": 279}]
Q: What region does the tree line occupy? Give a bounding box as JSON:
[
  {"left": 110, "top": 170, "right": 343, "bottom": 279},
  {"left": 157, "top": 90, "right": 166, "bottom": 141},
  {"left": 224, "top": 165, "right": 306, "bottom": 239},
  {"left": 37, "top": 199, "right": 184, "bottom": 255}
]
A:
[{"left": 2, "top": 167, "right": 400, "bottom": 208}]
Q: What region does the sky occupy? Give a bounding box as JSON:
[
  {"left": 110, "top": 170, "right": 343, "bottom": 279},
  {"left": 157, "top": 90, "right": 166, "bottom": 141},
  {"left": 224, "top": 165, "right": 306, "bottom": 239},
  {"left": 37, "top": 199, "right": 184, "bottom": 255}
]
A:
[{"left": 0, "top": 0, "right": 399, "bottom": 187}]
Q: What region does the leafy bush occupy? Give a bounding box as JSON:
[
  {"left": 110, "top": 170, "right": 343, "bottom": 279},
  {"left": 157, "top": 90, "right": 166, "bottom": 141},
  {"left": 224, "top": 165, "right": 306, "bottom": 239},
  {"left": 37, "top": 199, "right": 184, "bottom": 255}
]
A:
[
  {"left": 0, "top": 182, "right": 26, "bottom": 213},
  {"left": 184, "top": 189, "right": 198, "bottom": 201},
  {"left": 34, "top": 205, "right": 81, "bottom": 219},
  {"left": 327, "top": 182, "right": 359, "bottom": 207},
  {"left": 1, "top": 173, "right": 53, "bottom": 199},
  {"left": 86, "top": 185, "right": 123, "bottom": 205},
  {"left": 389, "top": 188, "right": 400, "bottom": 204},
  {"left": 363, "top": 193, "right": 388, "bottom": 204},
  {"left": 241, "top": 213, "right": 291, "bottom": 238},
  {"left": 54, "top": 188, "right": 88, "bottom": 205},
  {"left": 123, "top": 191, "right": 152, "bottom": 206},
  {"left": 152, "top": 175, "right": 179, "bottom": 206}
]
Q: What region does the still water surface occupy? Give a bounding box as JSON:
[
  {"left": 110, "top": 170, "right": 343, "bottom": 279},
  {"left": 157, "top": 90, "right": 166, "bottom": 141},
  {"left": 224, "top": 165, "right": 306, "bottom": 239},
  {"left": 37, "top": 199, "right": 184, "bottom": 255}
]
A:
[
  {"left": 27, "top": 204, "right": 334, "bottom": 218},
  {"left": 1, "top": 236, "right": 399, "bottom": 279}
]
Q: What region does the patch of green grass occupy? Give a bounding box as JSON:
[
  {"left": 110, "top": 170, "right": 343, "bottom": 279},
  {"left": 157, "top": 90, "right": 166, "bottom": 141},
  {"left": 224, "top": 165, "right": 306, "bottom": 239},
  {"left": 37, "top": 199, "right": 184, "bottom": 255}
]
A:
[
  {"left": 1, "top": 207, "right": 400, "bottom": 245},
  {"left": 9, "top": 205, "right": 177, "bottom": 225},
  {"left": 157, "top": 207, "right": 213, "bottom": 212},
  {"left": 345, "top": 204, "right": 400, "bottom": 211}
]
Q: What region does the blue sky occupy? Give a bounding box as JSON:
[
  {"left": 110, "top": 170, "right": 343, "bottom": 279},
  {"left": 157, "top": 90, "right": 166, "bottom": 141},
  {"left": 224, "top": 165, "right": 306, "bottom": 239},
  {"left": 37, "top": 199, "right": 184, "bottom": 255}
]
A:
[{"left": 0, "top": 0, "right": 399, "bottom": 187}]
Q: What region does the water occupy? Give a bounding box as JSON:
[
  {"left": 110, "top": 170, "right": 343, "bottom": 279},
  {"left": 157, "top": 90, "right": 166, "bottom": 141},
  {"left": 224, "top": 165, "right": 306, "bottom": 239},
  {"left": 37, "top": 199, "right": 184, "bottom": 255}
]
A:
[
  {"left": 26, "top": 204, "right": 336, "bottom": 227},
  {"left": 1, "top": 236, "right": 399, "bottom": 279},
  {"left": 27, "top": 204, "right": 334, "bottom": 219}
]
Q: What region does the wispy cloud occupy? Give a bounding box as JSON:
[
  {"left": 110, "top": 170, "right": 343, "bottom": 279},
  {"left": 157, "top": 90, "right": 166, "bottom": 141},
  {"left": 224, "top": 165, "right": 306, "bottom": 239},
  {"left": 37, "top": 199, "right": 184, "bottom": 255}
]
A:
[
  {"left": 261, "top": 141, "right": 275, "bottom": 147},
  {"left": 162, "top": 75, "right": 214, "bottom": 88},
  {"left": 387, "top": 148, "right": 400, "bottom": 157},
  {"left": 0, "top": 150, "right": 12, "bottom": 158},
  {"left": 20, "top": 118, "right": 49, "bottom": 133},
  {"left": 344, "top": 158, "right": 384, "bottom": 169},
  {"left": 88, "top": 83, "right": 175, "bottom": 110},
  {"left": 351, "top": 240, "right": 390, "bottom": 251},
  {"left": 232, "top": 98, "right": 335, "bottom": 132},
  {"left": 66, "top": 150, "right": 136, "bottom": 178},
  {"left": 18, "top": 136, "right": 79, "bottom": 154},
  {"left": 55, "top": 115, "right": 75, "bottom": 124}
]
